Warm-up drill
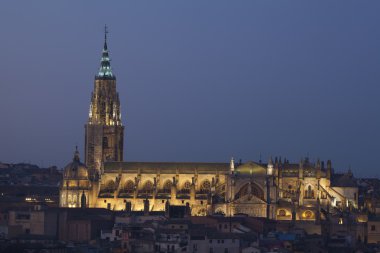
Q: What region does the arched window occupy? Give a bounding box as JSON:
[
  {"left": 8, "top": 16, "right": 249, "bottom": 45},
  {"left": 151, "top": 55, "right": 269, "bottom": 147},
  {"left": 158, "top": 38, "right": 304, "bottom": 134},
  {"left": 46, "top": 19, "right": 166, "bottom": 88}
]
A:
[
  {"left": 142, "top": 181, "right": 154, "bottom": 194},
  {"left": 105, "top": 180, "right": 115, "bottom": 192},
  {"left": 123, "top": 180, "right": 135, "bottom": 193},
  {"left": 284, "top": 185, "right": 293, "bottom": 198},
  {"left": 200, "top": 180, "right": 211, "bottom": 193},
  {"left": 303, "top": 210, "right": 314, "bottom": 219},
  {"left": 181, "top": 181, "right": 191, "bottom": 193},
  {"left": 234, "top": 183, "right": 264, "bottom": 201},
  {"left": 251, "top": 184, "right": 264, "bottom": 200},
  {"left": 162, "top": 180, "right": 172, "bottom": 193},
  {"left": 305, "top": 185, "right": 314, "bottom": 199},
  {"left": 278, "top": 209, "right": 286, "bottom": 217}
]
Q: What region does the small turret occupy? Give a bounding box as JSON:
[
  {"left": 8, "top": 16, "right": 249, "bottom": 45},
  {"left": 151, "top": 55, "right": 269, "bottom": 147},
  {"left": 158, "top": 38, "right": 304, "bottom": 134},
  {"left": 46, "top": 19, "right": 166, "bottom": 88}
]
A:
[
  {"left": 327, "top": 160, "right": 332, "bottom": 179},
  {"left": 230, "top": 157, "right": 235, "bottom": 174},
  {"left": 299, "top": 158, "right": 304, "bottom": 179},
  {"left": 267, "top": 157, "right": 274, "bottom": 176},
  {"left": 316, "top": 159, "right": 321, "bottom": 179}
]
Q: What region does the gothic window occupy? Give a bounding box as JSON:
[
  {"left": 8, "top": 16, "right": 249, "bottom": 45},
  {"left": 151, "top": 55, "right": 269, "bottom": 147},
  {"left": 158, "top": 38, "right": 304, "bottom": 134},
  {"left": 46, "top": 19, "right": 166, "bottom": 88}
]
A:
[
  {"left": 305, "top": 185, "right": 314, "bottom": 199},
  {"left": 142, "top": 181, "right": 154, "bottom": 194},
  {"left": 163, "top": 180, "right": 172, "bottom": 193},
  {"left": 181, "top": 181, "right": 191, "bottom": 193},
  {"left": 234, "top": 183, "right": 264, "bottom": 201},
  {"left": 123, "top": 180, "right": 134, "bottom": 193},
  {"left": 200, "top": 180, "right": 211, "bottom": 193},
  {"left": 251, "top": 184, "right": 264, "bottom": 200},
  {"left": 105, "top": 180, "right": 115, "bottom": 192},
  {"left": 283, "top": 185, "right": 293, "bottom": 198}
]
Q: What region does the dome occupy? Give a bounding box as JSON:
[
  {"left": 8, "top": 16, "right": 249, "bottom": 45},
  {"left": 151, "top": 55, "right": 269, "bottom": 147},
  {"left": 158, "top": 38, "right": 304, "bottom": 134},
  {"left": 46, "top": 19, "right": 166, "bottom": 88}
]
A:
[
  {"left": 235, "top": 161, "right": 267, "bottom": 176},
  {"left": 63, "top": 148, "right": 89, "bottom": 180}
]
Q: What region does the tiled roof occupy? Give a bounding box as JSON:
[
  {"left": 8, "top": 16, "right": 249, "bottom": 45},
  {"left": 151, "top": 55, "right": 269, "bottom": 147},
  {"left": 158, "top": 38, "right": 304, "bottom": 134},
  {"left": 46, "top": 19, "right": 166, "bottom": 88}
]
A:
[{"left": 104, "top": 161, "right": 229, "bottom": 174}]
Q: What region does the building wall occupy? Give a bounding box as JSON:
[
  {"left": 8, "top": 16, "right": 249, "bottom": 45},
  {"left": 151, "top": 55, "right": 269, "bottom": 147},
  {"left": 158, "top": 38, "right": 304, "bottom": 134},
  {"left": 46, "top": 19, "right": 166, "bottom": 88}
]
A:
[
  {"left": 368, "top": 221, "right": 380, "bottom": 244},
  {"left": 59, "top": 160, "right": 359, "bottom": 223}
]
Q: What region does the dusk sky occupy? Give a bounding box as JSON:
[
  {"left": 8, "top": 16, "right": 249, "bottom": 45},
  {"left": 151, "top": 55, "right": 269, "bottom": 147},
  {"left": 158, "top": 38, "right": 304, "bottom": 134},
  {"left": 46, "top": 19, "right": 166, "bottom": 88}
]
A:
[{"left": 0, "top": 1, "right": 379, "bottom": 177}]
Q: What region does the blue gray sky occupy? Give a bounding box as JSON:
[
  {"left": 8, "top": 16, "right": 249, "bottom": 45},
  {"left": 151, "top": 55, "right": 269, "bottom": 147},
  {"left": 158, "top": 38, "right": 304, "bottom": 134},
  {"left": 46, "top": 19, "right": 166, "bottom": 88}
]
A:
[{"left": 0, "top": 1, "right": 379, "bottom": 177}]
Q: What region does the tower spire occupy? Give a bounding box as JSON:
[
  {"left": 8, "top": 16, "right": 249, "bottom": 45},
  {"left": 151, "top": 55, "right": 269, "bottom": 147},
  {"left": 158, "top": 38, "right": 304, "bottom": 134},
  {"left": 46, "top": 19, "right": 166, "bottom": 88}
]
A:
[
  {"left": 85, "top": 27, "right": 124, "bottom": 174},
  {"left": 97, "top": 25, "right": 114, "bottom": 79}
]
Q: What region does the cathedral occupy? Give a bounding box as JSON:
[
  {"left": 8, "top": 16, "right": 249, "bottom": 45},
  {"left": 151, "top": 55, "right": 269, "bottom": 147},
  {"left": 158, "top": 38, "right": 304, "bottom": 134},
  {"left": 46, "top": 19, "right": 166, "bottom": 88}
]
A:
[{"left": 60, "top": 31, "right": 359, "bottom": 221}]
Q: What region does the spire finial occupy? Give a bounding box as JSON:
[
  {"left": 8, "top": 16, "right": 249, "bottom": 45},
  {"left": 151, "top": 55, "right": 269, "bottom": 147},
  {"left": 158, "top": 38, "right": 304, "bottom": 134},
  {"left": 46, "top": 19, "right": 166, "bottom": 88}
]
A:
[
  {"left": 104, "top": 25, "right": 109, "bottom": 50},
  {"left": 74, "top": 146, "right": 80, "bottom": 162},
  {"left": 104, "top": 25, "right": 108, "bottom": 43}
]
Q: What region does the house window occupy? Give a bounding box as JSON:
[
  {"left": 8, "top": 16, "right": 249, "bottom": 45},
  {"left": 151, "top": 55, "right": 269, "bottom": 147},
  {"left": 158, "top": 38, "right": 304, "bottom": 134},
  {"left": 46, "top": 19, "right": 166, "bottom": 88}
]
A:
[
  {"left": 371, "top": 225, "right": 376, "bottom": 231},
  {"left": 107, "top": 203, "right": 111, "bottom": 210}
]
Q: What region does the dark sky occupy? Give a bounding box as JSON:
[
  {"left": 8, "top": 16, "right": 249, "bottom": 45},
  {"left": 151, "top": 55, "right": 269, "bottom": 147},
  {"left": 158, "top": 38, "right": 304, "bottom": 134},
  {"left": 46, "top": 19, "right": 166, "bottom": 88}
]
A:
[{"left": 1, "top": 1, "right": 379, "bottom": 177}]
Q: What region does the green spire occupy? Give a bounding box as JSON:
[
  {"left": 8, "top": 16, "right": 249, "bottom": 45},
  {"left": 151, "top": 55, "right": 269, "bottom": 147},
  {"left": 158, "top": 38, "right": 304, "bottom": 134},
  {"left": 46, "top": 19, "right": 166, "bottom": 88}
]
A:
[{"left": 96, "top": 25, "right": 115, "bottom": 79}]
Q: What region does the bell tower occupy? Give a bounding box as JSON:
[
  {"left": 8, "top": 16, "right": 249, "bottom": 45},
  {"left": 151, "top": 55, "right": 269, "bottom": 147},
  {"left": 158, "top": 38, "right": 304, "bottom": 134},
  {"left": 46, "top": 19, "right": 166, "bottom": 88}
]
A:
[{"left": 85, "top": 26, "right": 124, "bottom": 176}]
